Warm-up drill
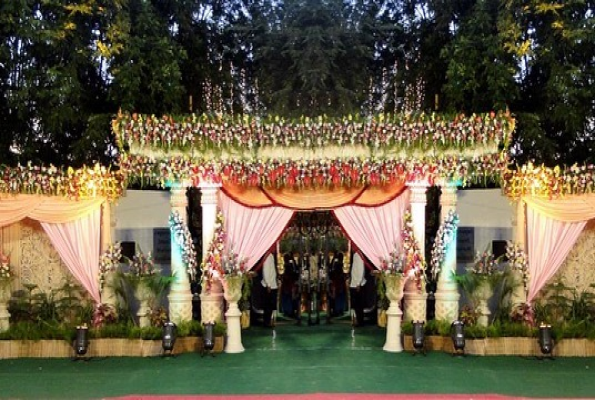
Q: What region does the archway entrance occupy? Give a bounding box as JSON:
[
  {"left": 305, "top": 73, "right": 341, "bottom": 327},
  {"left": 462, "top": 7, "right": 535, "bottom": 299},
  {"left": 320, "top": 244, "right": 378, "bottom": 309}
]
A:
[{"left": 250, "top": 211, "right": 378, "bottom": 329}]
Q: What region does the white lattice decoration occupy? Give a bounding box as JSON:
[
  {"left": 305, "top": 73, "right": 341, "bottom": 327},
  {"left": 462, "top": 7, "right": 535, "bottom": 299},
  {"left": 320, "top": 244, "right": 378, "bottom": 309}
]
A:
[
  {"left": 19, "top": 220, "right": 73, "bottom": 293},
  {"left": 555, "top": 224, "right": 595, "bottom": 294}
]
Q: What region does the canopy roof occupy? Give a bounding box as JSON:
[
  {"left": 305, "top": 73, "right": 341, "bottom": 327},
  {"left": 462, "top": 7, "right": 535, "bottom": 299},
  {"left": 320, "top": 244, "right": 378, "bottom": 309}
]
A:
[{"left": 113, "top": 111, "right": 515, "bottom": 189}]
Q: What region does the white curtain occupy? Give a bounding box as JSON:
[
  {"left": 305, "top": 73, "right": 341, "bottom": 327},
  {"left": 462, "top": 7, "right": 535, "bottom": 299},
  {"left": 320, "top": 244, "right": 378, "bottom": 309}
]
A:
[
  {"left": 41, "top": 208, "right": 102, "bottom": 303},
  {"left": 333, "top": 190, "right": 410, "bottom": 268},
  {"left": 219, "top": 192, "right": 294, "bottom": 270}
]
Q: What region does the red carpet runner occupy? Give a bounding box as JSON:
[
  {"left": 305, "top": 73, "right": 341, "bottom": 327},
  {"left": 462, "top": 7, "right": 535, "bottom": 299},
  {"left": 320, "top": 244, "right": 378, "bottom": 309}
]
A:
[{"left": 110, "top": 394, "right": 593, "bottom": 400}]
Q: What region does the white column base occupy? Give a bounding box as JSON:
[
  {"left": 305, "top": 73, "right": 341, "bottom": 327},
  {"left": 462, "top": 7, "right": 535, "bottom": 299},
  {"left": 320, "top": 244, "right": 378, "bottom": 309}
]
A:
[
  {"left": 383, "top": 302, "right": 403, "bottom": 352},
  {"left": 403, "top": 289, "right": 427, "bottom": 322},
  {"left": 434, "top": 289, "right": 460, "bottom": 322},
  {"left": 200, "top": 292, "right": 224, "bottom": 323},
  {"left": 224, "top": 302, "right": 245, "bottom": 353},
  {"left": 168, "top": 289, "right": 193, "bottom": 323}
]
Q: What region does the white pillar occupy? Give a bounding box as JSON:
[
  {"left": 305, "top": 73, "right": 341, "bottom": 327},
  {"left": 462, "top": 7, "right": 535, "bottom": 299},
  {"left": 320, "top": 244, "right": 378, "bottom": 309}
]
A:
[
  {"left": 510, "top": 200, "right": 527, "bottom": 307},
  {"left": 199, "top": 182, "right": 225, "bottom": 323},
  {"left": 168, "top": 183, "right": 193, "bottom": 323},
  {"left": 434, "top": 180, "right": 460, "bottom": 322},
  {"left": 403, "top": 180, "right": 429, "bottom": 322}
]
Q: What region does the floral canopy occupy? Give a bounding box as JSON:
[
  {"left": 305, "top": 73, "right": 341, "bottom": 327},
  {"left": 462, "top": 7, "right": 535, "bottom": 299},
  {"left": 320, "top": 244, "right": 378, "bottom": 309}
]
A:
[{"left": 113, "top": 111, "right": 515, "bottom": 193}]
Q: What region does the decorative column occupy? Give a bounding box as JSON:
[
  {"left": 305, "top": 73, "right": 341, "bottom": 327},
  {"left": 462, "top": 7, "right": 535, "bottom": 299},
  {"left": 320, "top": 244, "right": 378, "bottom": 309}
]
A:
[
  {"left": 199, "top": 182, "right": 225, "bottom": 323},
  {"left": 100, "top": 203, "right": 119, "bottom": 311},
  {"left": 403, "top": 180, "right": 429, "bottom": 322},
  {"left": 168, "top": 182, "right": 193, "bottom": 323},
  {"left": 434, "top": 180, "right": 460, "bottom": 322},
  {"left": 510, "top": 200, "right": 527, "bottom": 308},
  {"left": 383, "top": 274, "right": 404, "bottom": 352}
]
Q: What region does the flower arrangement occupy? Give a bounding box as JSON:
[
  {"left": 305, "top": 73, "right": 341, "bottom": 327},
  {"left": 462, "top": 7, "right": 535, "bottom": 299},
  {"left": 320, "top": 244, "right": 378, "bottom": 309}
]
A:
[
  {"left": 505, "top": 241, "right": 529, "bottom": 288},
  {"left": 0, "top": 251, "right": 12, "bottom": 283},
  {"left": 98, "top": 242, "right": 122, "bottom": 291},
  {"left": 401, "top": 210, "right": 426, "bottom": 289},
  {"left": 200, "top": 212, "right": 247, "bottom": 292},
  {"left": 169, "top": 211, "right": 198, "bottom": 281},
  {"left": 92, "top": 303, "right": 117, "bottom": 328},
  {"left": 502, "top": 162, "right": 595, "bottom": 199},
  {"left": 470, "top": 249, "right": 498, "bottom": 276},
  {"left": 430, "top": 210, "right": 460, "bottom": 281},
  {"left": 128, "top": 250, "right": 158, "bottom": 277},
  {"left": 380, "top": 250, "right": 404, "bottom": 275},
  {"left": 0, "top": 162, "right": 125, "bottom": 201}
]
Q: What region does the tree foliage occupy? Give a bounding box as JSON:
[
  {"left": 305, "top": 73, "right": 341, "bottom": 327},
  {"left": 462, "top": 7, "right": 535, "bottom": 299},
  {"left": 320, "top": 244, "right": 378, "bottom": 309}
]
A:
[{"left": 0, "top": 0, "right": 593, "bottom": 168}]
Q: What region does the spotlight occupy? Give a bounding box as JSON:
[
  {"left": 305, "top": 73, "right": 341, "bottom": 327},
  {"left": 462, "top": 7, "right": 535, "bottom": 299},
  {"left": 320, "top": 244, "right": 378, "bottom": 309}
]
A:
[
  {"left": 73, "top": 324, "right": 89, "bottom": 360},
  {"left": 412, "top": 320, "right": 425, "bottom": 356},
  {"left": 162, "top": 321, "right": 177, "bottom": 356},
  {"left": 538, "top": 323, "right": 554, "bottom": 359},
  {"left": 202, "top": 322, "right": 215, "bottom": 357},
  {"left": 451, "top": 320, "right": 465, "bottom": 356}
]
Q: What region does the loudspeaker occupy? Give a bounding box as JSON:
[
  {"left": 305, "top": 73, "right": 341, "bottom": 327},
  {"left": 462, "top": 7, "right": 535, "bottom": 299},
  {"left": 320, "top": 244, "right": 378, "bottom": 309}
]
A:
[
  {"left": 492, "top": 240, "right": 507, "bottom": 261},
  {"left": 120, "top": 241, "right": 136, "bottom": 261}
]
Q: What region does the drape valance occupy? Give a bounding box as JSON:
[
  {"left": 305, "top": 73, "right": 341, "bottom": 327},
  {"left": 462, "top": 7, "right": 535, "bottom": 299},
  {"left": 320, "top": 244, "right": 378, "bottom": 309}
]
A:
[
  {"left": 523, "top": 195, "right": 595, "bottom": 222},
  {"left": 0, "top": 194, "right": 105, "bottom": 226},
  {"left": 222, "top": 182, "right": 406, "bottom": 210}
]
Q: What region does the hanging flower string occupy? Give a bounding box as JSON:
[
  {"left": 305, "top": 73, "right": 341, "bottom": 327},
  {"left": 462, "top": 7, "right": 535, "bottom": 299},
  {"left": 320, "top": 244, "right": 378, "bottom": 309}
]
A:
[
  {"left": 401, "top": 210, "right": 426, "bottom": 289},
  {"left": 169, "top": 211, "right": 198, "bottom": 281},
  {"left": 98, "top": 242, "right": 122, "bottom": 291},
  {"left": 430, "top": 210, "right": 460, "bottom": 281},
  {"left": 200, "top": 211, "right": 246, "bottom": 292},
  {"left": 505, "top": 241, "right": 529, "bottom": 288}
]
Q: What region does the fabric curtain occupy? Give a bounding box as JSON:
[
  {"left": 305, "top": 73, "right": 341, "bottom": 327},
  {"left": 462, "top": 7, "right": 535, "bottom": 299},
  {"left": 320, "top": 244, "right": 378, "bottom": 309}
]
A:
[
  {"left": 219, "top": 191, "right": 294, "bottom": 271},
  {"left": 524, "top": 195, "right": 595, "bottom": 222},
  {"left": 333, "top": 190, "right": 410, "bottom": 269},
  {"left": 41, "top": 207, "right": 102, "bottom": 304},
  {"left": 222, "top": 182, "right": 406, "bottom": 209},
  {"left": 0, "top": 194, "right": 105, "bottom": 227},
  {"left": 525, "top": 205, "right": 586, "bottom": 304}
]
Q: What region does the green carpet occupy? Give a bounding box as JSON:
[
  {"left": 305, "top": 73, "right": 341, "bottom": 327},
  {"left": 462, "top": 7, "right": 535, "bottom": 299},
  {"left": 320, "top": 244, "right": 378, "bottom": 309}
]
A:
[{"left": 1, "top": 322, "right": 594, "bottom": 399}]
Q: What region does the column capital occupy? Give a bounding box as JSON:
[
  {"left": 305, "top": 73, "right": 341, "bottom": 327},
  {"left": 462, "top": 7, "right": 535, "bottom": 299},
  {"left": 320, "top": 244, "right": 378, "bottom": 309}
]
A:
[
  {"left": 199, "top": 183, "right": 221, "bottom": 206},
  {"left": 406, "top": 179, "right": 430, "bottom": 204}
]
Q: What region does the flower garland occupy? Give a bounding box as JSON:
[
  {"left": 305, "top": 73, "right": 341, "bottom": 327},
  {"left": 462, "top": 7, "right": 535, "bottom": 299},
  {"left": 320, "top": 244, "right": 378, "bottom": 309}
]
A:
[
  {"left": 114, "top": 111, "right": 514, "bottom": 152},
  {"left": 401, "top": 210, "right": 426, "bottom": 289},
  {"left": 0, "top": 163, "right": 125, "bottom": 201},
  {"left": 169, "top": 211, "right": 198, "bottom": 281},
  {"left": 200, "top": 212, "right": 246, "bottom": 291},
  {"left": 505, "top": 241, "right": 529, "bottom": 288},
  {"left": 430, "top": 210, "right": 460, "bottom": 281},
  {"left": 502, "top": 162, "right": 595, "bottom": 199},
  {"left": 98, "top": 242, "right": 122, "bottom": 291},
  {"left": 119, "top": 153, "right": 508, "bottom": 189}
]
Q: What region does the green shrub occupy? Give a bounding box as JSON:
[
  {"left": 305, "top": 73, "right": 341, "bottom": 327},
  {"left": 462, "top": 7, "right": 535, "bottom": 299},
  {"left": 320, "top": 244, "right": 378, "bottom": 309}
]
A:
[
  {"left": 213, "top": 322, "right": 226, "bottom": 337},
  {"left": 465, "top": 324, "right": 487, "bottom": 339}
]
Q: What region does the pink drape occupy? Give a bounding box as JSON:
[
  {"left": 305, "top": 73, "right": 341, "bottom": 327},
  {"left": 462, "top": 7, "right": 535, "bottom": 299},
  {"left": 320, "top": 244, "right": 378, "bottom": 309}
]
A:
[
  {"left": 41, "top": 208, "right": 102, "bottom": 304},
  {"left": 525, "top": 205, "right": 586, "bottom": 304},
  {"left": 333, "top": 190, "right": 410, "bottom": 269},
  {"left": 219, "top": 191, "right": 294, "bottom": 270}
]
